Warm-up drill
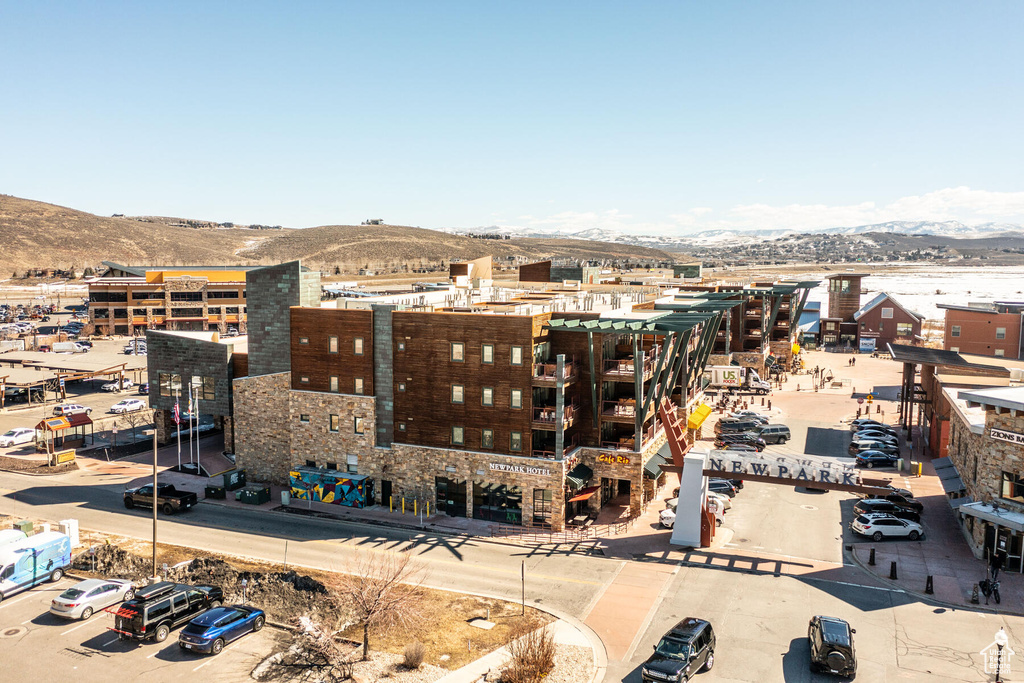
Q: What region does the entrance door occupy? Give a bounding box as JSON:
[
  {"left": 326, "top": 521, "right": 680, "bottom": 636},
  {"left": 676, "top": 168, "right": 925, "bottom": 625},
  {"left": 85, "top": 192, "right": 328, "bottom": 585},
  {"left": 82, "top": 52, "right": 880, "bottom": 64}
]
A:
[
  {"left": 617, "top": 479, "right": 631, "bottom": 497},
  {"left": 380, "top": 480, "right": 392, "bottom": 507},
  {"left": 435, "top": 477, "right": 467, "bottom": 517}
]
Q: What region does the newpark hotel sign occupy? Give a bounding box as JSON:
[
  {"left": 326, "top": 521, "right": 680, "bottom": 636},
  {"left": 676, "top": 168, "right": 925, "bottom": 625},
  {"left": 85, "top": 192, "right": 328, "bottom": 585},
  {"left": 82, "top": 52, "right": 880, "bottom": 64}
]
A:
[{"left": 707, "top": 451, "right": 861, "bottom": 486}]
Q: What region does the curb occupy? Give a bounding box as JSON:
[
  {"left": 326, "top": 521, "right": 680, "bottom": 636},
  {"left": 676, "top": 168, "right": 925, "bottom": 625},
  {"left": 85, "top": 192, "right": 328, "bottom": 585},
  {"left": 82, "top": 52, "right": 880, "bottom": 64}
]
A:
[{"left": 847, "top": 547, "right": 1023, "bottom": 617}]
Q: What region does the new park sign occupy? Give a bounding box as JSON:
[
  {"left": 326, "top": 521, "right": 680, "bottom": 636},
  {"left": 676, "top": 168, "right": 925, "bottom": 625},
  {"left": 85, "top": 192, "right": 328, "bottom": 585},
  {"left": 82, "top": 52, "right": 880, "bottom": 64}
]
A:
[{"left": 706, "top": 451, "right": 861, "bottom": 487}]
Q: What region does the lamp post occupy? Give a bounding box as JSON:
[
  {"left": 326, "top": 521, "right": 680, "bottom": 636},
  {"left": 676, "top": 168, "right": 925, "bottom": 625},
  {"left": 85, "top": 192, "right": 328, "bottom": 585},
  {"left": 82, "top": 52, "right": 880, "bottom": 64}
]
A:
[
  {"left": 151, "top": 429, "right": 158, "bottom": 579},
  {"left": 995, "top": 627, "right": 1008, "bottom": 682}
]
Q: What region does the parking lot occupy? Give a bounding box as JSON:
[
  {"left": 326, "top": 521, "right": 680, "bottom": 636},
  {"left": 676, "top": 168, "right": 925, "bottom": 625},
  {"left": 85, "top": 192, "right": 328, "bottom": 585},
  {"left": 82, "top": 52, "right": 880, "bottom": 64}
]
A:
[{"left": 0, "top": 577, "right": 279, "bottom": 682}]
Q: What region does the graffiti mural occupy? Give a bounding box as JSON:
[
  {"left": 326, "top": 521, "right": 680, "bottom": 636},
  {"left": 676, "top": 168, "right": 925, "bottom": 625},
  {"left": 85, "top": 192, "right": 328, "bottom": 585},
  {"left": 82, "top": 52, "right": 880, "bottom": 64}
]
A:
[{"left": 289, "top": 468, "right": 374, "bottom": 508}]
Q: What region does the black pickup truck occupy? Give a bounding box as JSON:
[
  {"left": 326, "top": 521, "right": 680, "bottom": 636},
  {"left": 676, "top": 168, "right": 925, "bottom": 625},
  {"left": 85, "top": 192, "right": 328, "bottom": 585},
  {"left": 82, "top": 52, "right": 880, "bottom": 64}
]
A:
[{"left": 123, "top": 483, "right": 198, "bottom": 515}]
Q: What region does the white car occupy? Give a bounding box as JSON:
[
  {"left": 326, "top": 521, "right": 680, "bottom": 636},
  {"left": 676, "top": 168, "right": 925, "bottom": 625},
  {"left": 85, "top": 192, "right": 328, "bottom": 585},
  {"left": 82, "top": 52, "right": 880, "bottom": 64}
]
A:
[
  {"left": 102, "top": 378, "right": 135, "bottom": 391},
  {"left": 0, "top": 428, "right": 35, "bottom": 447},
  {"left": 53, "top": 404, "right": 91, "bottom": 416},
  {"left": 660, "top": 500, "right": 724, "bottom": 529},
  {"left": 50, "top": 578, "right": 135, "bottom": 620},
  {"left": 851, "top": 512, "right": 924, "bottom": 541},
  {"left": 111, "top": 399, "right": 146, "bottom": 414}
]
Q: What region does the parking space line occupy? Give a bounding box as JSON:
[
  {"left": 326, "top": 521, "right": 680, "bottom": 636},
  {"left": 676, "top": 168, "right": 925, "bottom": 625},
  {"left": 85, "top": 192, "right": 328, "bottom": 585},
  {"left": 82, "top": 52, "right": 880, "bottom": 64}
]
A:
[
  {"left": 102, "top": 636, "right": 119, "bottom": 647},
  {"left": 193, "top": 659, "right": 213, "bottom": 671},
  {"left": 146, "top": 650, "right": 160, "bottom": 658},
  {"left": 0, "top": 593, "right": 43, "bottom": 610},
  {"left": 60, "top": 620, "right": 94, "bottom": 636},
  {"left": 21, "top": 618, "right": 34, "bottom": 625}
]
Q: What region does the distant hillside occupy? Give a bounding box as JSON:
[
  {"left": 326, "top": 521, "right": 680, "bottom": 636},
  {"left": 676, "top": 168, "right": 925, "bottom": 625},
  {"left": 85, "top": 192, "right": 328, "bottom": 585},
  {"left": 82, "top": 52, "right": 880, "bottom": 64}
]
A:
[{"left": 0, "top": 195, "right": 670, "bottom": 276}]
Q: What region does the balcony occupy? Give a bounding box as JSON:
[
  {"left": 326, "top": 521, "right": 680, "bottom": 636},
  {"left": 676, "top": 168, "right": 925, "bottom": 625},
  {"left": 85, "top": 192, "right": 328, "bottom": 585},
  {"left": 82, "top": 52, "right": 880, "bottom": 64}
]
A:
[
  {"left": 603, "top": 347, "right": 660, "bottom": 381},
  {"left": 532, "top": 404, "right": 578, "bottom": 430},
  {"left": 532, "top": 434, "right": 578, "bottom": 460},
  {"left": 600, "top": 421, "right": 663, "bottom": 453},
  {"left": 532, "top": 361, "right": 578, "bottom": 386}
]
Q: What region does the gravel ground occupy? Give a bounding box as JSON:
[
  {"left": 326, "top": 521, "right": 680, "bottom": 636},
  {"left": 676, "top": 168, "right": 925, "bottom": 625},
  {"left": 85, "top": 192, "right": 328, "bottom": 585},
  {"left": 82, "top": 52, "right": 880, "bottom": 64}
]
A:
[
  {"left": 542, "top": 644, "right": 596, "bottom": 683},
  {"left": 351, "top": 651, "right": 447, "bottom": 682}
]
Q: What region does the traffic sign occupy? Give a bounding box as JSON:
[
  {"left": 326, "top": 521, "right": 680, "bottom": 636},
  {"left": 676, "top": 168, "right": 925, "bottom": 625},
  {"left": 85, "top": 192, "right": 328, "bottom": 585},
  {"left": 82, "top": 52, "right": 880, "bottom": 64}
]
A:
[
  {"left": 867, "top": 394, "right": 874, "bottom": 403},
  {"left": 857, "top": 398, "right": 864, "bottom": 405}
]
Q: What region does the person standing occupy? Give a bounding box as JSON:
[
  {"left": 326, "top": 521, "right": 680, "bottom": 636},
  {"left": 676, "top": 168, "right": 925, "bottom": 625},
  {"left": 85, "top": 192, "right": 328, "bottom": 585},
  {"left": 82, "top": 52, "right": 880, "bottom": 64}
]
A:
[{"left": 991, "top": 548, "right": 1006, "bottom": 581}]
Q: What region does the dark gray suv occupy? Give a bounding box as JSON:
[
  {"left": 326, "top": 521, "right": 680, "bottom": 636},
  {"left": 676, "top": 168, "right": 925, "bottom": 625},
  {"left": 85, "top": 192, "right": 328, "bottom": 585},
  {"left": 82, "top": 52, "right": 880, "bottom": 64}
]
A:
[
  {"left": 756, "top": 424, "right": 791, "bottom": 444},
  {"left": 642, "top": 617, "right": 716, "bottom": 681}
]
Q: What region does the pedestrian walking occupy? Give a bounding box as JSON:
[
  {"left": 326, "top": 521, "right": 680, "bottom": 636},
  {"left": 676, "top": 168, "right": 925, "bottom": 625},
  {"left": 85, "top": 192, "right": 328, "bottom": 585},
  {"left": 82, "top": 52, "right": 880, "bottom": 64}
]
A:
[
  {"left": 991, "top": 549, "right": 1006, "bottom": 581},
  {"left": 852, "top": 357, "right": 856, "bottom": 367}
]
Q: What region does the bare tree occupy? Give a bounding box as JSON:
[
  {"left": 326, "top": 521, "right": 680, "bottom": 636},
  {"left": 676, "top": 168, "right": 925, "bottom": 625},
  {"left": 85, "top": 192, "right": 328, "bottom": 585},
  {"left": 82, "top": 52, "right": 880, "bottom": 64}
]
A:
[
  {"left": 336, "top": 551, "right": 427, "bottom": 661},
  {"left": 119, "top": 408, "right": 149, "bottom": 444},
  {"left": 259, "top": 615, "right": 355, "bottom": 683},
  {"left": 501, "top": 620, "right": 556, "bottom": 683}
]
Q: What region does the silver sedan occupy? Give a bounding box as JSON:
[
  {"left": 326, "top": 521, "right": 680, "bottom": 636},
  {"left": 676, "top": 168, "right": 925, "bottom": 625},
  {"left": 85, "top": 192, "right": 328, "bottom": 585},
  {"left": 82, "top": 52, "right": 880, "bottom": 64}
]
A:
[{"left": 50, "top": 578, "right": 135, "bottom": 620}]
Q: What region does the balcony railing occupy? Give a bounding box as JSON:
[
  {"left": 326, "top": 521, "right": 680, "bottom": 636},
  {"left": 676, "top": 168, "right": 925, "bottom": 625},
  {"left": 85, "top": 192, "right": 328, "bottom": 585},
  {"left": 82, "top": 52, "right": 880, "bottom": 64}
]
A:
[
  {"left": 532, "top": 361, "right": 577, "bottom": 382},
  {"left": 532, "top": 404, "right": 578, "bottom": 426},
  {"left": 600, "top": 420, "right": 663, "bottom": 453},
  {"left": 531, "top": 435, "right": 578, "bottom": 460}
]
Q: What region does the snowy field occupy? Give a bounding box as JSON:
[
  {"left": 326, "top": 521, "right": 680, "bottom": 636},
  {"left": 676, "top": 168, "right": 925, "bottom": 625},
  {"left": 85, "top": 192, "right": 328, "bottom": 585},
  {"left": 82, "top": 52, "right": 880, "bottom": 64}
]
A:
[{"left": 798, "top": 265, "right": 1024, "bottom": 321}]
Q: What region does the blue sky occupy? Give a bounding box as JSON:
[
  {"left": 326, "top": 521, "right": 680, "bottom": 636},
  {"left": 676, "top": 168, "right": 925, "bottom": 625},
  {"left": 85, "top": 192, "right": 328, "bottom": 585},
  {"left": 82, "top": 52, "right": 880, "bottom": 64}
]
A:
[{"left": 2, "top": 2, "right": 1023, "bottom": 234}]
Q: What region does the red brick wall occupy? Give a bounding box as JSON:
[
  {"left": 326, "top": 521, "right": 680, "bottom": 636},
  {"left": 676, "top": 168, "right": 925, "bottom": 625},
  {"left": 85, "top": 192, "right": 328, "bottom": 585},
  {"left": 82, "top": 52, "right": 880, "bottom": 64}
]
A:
[{"left": 943, "top": 309, "right": 1022, "bottom": 359}]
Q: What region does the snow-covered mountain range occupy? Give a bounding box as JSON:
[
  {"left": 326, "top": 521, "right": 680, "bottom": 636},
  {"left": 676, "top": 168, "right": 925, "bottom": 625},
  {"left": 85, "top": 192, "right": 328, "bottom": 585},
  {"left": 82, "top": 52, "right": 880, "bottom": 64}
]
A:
[{"left": 447, "top": 220, "right": 1024, "bottom": 247}]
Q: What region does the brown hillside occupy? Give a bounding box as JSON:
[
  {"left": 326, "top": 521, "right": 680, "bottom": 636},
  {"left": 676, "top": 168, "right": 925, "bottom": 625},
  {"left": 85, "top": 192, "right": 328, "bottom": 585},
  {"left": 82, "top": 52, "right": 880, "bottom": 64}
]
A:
[{"left": 0, "top": 195, "right": 671, "bottom": 275}]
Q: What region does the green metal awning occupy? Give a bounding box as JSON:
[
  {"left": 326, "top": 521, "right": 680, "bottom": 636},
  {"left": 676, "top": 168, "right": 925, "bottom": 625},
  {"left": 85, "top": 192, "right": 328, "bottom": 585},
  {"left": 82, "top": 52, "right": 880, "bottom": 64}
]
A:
[
  {"left": 644, "top": 453, "right": 668, "bottom": 479},
  {"left": 565, "top": 463, "right": 594, "bottom": 490}
]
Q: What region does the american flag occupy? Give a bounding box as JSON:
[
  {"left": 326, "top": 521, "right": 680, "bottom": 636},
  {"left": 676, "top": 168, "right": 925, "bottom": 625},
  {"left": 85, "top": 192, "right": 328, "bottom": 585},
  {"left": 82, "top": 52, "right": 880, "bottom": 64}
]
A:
[{"left": 173, "top": 401, "right": 181, "bottom": 425}]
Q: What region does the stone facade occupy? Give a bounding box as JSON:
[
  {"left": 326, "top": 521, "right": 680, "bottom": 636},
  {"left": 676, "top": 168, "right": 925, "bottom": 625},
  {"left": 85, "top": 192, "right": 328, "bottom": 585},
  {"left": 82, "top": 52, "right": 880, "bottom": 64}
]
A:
[
  {"left": 288, "top": 390, "right": 377, "bottom": 469},
  {"left": 146, "top": 331, "right": 240, "bottom": 420},
  {"left": 732, "top": 350, "right": 768, "bottom": 375},
  {"left": 233, "top": 372, "right": 293, "bottom": 484}
]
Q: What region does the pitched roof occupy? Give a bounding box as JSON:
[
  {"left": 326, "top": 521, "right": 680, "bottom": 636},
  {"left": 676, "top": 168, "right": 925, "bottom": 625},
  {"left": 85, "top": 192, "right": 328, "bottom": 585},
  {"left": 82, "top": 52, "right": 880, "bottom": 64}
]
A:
[{"left": 853, "top": 292, "right": 923, "bottom": 322}]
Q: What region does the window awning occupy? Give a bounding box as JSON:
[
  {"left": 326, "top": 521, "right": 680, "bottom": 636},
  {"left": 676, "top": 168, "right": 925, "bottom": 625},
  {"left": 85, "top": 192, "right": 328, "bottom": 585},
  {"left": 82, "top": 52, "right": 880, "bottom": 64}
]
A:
[
  {"left": 687, "top": 403, "right": 712, "bottom": 430},
  {"left": 949, "top": 496, "right": 974, "bottom": 510},
  {"left": 567, "top": 485, "right": 600, "bottom": 503},
  {"left": 940, "top": 474, "right": 966, "bottom": 496},
  {"left": 960, "top": 501, "right": 1024, "bottom": 532},
  {"left": 644, "top": 453, "right": 668, "bottom": 479},
  {"left": 565, "top": 463, "right": 594, "bottom": 491}
]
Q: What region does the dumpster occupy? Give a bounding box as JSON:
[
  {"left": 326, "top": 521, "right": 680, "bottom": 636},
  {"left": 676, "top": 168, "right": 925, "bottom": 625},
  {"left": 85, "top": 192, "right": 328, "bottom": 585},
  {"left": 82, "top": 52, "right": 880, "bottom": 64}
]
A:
[
  {"left": 223, "top": 469, "right": 247, "bottom": 491},
  {"left": 237, "top": 485, "right": 271, "bottom": 505},
  {"left": 205, "top": 485, "right": 226, "bottom": 500}
]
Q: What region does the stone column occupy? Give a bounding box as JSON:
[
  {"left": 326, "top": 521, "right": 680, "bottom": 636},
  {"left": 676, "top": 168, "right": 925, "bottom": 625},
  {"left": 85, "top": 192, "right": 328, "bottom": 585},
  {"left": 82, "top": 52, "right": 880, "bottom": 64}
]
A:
[{"left": 554, "top": 354, "right": 565, "bottom": 458}]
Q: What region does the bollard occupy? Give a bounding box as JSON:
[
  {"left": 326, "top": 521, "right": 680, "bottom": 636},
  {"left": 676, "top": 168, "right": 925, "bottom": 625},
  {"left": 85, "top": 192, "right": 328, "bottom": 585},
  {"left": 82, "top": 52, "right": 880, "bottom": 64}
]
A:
[
  {"left": 925, "top": 575, "right": 934, "bottom": 594},
  {"left": 869, "top": 548, "right": 876, "bottom": 566},
  {"left": 414, "top": 499, "right": 418, "bottom": 516},
  {"left": 390, "top": 495, "right": 393, "bottom": 513},
  {"left": 890, "top": 561, "right": 898, "bottom": 580},
  {"left": 402, "top": 498, "right": 405, "bottom": 514},
  {"left": 768, "top": 400, "right": 772, "bottom": 410},
  {"left": 426, "top": 501, "right": 430, "bottom": 516},
  {"left": 971, "top": 584, "right": 980, "bottom": 604},
  {"left": 877, "top": 404, "right": 881, "bottom": 414},
  {"left": 761, "top": 397, "right": 765, "bottom": 406}
]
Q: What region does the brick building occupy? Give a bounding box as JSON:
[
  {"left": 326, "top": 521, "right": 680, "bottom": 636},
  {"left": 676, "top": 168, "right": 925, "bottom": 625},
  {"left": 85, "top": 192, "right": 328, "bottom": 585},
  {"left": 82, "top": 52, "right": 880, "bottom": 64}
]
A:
[
  {"left": 939, "top": 302, "right": 1024, "bottom": 360},
  {"left": 852, "top": 292, "right": 923, "bottom": 351},
  {"left": 88, "top": 262, "right": 255, "bottom": 336},
  {"left": 232, "top": 286, "right": 722, "bottom": 530}
]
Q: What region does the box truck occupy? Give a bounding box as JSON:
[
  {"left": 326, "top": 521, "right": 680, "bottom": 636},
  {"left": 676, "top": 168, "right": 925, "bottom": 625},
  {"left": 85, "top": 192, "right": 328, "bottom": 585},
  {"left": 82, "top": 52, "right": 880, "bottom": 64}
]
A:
[
  {"left": 0, "top": 531, "right": 72, "bottom": 602},
  {"left": 705, "top": 366, "right": 772, "bottom": 395}
]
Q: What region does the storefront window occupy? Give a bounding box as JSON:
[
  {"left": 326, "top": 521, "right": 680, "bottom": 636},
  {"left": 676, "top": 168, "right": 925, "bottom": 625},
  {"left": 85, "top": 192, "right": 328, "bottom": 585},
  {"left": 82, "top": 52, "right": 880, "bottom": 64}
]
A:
[
  {"left": 533, "top": 489, "right": 553, "bottom": 528},
  {"left": 1001, "top": 472, "right": 1024, "bottom": 503},
  {"left": 473, "top": 483, "right": 522, "bottom": 524}
]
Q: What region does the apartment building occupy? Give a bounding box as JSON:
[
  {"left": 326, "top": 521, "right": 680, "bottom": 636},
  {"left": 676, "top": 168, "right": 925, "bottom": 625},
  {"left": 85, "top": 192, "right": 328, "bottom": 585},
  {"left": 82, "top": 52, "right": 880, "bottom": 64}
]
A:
[
  {"left": 88, "top": 262, "right": 254, "bottom": 336},
  {"left": 940, "top": 302, "right": 1024, "bottom": 360},
  {"left": 233, "top": 284, "right": 721, "bottom": 530},
  {"left": 852, "top": 292, "right": 923, "bottom": 351}
]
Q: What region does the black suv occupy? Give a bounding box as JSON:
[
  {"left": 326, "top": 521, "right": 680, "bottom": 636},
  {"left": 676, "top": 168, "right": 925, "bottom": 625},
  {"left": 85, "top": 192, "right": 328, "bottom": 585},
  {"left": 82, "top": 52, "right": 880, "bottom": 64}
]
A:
[
  {"left": 713, "top": 432, "right": 766, "bottom": 451},
  {"left": 714, "top": 418, "right": 761, "bottom": 435},
  {"left": 808, "top": 615, "right": 857, "bottom": 677},
  {"left": 853, "top": 498, "right": 921, "bottom": 523},
  {"left": 863, "top": 491, "right": 923, "bottom": 513},
  {"left": 113, "top": 582, "right": 223, "bottom": 642},
  {"left": 642, "top": 617, "right": 716, "bottom": 682}
]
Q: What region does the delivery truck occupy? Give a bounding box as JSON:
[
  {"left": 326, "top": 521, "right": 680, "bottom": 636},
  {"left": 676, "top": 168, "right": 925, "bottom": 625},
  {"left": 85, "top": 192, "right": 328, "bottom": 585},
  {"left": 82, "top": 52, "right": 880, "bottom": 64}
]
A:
[
  {"left": 0, "top": 529, "right": 28, "bottom": 548},
  {"left": 0, "top": 531, "right": 72, "bottom": 602},
  {"left": 705, "top": 365, "right": 772, "bottom": 395}
]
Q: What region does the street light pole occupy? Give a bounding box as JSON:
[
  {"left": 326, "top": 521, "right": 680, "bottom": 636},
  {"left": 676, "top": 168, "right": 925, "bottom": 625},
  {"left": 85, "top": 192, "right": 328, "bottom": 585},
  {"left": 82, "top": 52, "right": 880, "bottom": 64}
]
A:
[
  {"left": 995, "top": 627, "right": 1008, "bottom": 683},
  {"left": 151, "top": 429, "right": 158, "bottom": 579}
]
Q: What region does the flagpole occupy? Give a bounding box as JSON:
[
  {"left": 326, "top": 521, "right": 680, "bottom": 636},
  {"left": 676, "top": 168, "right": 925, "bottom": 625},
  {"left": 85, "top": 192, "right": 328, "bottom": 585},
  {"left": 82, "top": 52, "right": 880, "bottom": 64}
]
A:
[
  {"left": 195, "top": 384, "right": 201, "bottom": 477},
  {"left": 175, "top": 388, "right": 181, "bottom": 471},
  {"left": 189, "top": 384, "right": 195, "bottom": 466}
]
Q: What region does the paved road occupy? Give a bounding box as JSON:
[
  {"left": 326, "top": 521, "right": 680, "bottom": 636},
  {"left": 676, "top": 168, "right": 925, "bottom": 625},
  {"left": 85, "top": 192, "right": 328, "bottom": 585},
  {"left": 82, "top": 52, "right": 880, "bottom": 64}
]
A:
[{"left": 3, "top": 468, "right": 1024, "bottom": 682}]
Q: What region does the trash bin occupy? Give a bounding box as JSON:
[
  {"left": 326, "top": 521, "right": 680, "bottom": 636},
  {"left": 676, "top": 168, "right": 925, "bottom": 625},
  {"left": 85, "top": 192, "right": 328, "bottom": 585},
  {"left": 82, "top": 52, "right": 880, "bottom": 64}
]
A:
[
  {"left": 897, "top": 458, "right": 904, "bottom": 471},
  {"left": 281, "top": 490, "right": 291, "bottom": 506},
  {"left": 238, "top": 485, "right": 271, "bottom": 505},
  {"left": 205, "top": 485, "right": 226, "bottom": 500},
  {"left": 223, "top": 469, "right": 247, "bottom": 491}
]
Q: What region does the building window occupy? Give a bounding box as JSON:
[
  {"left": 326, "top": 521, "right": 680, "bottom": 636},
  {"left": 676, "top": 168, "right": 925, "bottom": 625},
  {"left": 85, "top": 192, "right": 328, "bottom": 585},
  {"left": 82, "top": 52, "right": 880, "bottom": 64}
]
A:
[
  {"left": 354, "top": 417, "right": 364, "bottom": 434},
  {"left": 354, "top": 337, "right": 364, "bottom": 355},
  {"left": 481, "top": 428, "right": 494, "bottom": 448},
  {"left": 398, "top": 341, "right": 405, "bottom": 351},
  {"left": 860, "top": 322, "right": 865, "bottom": 330},
  {"left": 482, "top": 344, "right": 494, "bottom": 364},
  {"left": 158, "top": 372, "right": 171, "bottom": 397},
  {"left": 329, "top": 414, "right": 340, "bottom": 432},
  {"left": 996, "top": 327, "right": 1006, "bottom": 340},
  {"left": 329, "top": 335, "right": 339, "bottom": 353},
  {"left": 451, "top": 342, "right": 465, "bottom": 362},
  {"left": 398, "top": 382, "right": 406, "bottom": 392},
  {"left": 330, "top": 376, "right": 339, "bottom": 393},
  {"left": 896, "top": 322, "right": 913, "bottom": 336},
  {"left": 482, "top": 387, "right": 494, "bottom": 407},
  {"left": 511, "top": 389, "right": 522, "bottom": 409},
  {"left": 346, "top": 455, "right": 359, "bottom": 474},
  {"left": 533, "top": 489, "right": 553, "bottom": 528},
  {"left": 355, "top": 377, "right": 364, "bottom": 394},
  {"left": 326, "top": 462, "right": 337, "bottom": 470},
  {"left": 510, "top": 431, "right": 522, "bottom": 451},
  {"left": 951, "top": 325, "right": 961, "bottom": 338},
  {"left": 511, "top": 346, "right": 523, "bottom": 366},
  {"left": 452, "top": 384, "right": 465, "bottom": 403},
  {"left": 452, "top": 426, "right": 465, "bottom": 446},
  {"left": 299, "top": 414, "right": 310, "bottom": 423},
  {"left": 881, "top": 307, "right": 893, "bottom": 319},
  {"left": 398, "top": 422, "right": 406, "bottom": 431},
  {"left": 300, "top": 376, "right": 310, "bottom": 384},
  {"left": 305, "top": 459, "right": 316, "bottom": 468},
  {"left": 1001, "top": 472, "right": 1024, "bottom": 503},
  {"left": 472, "top": 483, "right": 522, "bottom": 524},
  {"left": 202, "top": 377, "right": 216, "bottom": 401},
  {"left": 996, "top": 349, "right": 1006, "bottom": 357}
]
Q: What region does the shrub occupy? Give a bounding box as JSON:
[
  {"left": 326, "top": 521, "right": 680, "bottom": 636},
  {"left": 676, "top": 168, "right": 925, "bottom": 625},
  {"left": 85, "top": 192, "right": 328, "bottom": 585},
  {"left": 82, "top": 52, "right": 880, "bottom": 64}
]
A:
[
  {"left": 501, "top": 621, "right": 555, "bottom": 683},
  {"left": 403, "top": 640, "right": 425, "bottom": 670}
]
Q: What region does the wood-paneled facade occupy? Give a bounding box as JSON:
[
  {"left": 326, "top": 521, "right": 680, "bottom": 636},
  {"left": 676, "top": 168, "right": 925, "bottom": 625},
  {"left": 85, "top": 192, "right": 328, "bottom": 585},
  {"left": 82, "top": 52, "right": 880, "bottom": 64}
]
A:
[{"left": 290, "top": 308, "right": 375, "bottom": 395}]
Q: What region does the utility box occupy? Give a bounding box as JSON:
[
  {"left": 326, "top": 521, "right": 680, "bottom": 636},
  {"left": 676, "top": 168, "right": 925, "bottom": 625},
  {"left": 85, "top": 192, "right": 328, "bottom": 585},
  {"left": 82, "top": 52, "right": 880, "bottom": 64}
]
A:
[
  {"left": 13, "top": 520, "right": 33, "bottom": 535},
  {"left": 205, "top": 485, "right": 226, "bottom": 500},
  {"left": 57, "top": 519, "right": 79, "bottom": 547},
  {"left": 288, "top": 468, "right": 374, "bottom": 509},
  {"left": 223, "top": 470, "right": 246, "bottom": 491},
  {"left": 237, "top": 485, "right": 270, "bottom": 505}
]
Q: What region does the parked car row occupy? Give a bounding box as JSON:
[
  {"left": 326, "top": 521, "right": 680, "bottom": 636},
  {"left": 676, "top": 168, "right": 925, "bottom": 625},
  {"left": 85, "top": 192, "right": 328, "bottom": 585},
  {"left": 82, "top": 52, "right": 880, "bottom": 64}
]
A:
[
  {"left": 659, "top": 479, "right": 741, "bottom": 530},
  {"left": 641, "top": 614, "right": 858, "bottom": 681}
]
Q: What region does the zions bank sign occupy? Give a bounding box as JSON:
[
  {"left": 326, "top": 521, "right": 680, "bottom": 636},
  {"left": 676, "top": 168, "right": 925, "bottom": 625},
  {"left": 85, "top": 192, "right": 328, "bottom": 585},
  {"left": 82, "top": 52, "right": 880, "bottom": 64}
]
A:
[{"left": 707, "top": 452, "right": 860, "bottom": 486}]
